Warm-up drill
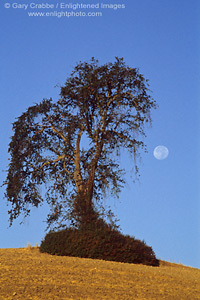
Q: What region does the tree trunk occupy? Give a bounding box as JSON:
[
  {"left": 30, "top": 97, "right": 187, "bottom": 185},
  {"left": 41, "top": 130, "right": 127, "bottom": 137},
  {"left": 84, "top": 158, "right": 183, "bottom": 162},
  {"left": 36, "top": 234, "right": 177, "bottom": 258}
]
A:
[
  {"left": 73, "top": 184, "right": 97, "bottom": 228},
  {"left": 72, "top": 129, "right": 104, "bottom": 228}
]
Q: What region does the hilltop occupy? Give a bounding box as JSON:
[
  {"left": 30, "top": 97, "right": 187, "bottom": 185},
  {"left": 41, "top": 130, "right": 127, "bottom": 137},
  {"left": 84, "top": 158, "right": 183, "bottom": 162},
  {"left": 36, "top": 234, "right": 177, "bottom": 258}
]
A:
[{"left": 0, "top": 248, "right": 199, "bottom": 299}]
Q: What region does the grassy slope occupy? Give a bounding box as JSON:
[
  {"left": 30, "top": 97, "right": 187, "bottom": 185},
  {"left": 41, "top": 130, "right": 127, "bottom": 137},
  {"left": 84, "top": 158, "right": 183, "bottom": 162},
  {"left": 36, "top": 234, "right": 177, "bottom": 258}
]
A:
[{"left": 0, "top": 248, "right": 199, "bottom": 300}]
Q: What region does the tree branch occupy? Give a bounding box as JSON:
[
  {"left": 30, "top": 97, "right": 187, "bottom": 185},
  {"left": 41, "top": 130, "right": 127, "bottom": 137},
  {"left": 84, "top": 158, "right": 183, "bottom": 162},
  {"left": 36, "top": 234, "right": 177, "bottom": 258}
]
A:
[
  {"left": 45, "top": 113, "right": 75, "bottom": 153},
  {"left": 73, "top": 128, "right": 84, "bottom": 192},
  {"left": 35, "top": 154, "right": 66, "bottom": 170}
]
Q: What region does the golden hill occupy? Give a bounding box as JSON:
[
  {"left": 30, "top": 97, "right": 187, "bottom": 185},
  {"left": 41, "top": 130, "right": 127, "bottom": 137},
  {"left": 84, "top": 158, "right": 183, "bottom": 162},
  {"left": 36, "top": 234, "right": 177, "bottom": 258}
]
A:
[{"left": 0, "top": 248, "right": 199, "bottom": 299}]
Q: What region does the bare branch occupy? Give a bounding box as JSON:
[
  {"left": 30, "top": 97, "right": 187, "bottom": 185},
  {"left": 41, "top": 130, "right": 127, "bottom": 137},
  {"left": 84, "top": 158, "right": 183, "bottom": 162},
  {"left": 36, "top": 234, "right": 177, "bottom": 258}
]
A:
[
  {"left": 34, "top": 154, "right": 66, "bottom": 171},
  {"left": 63, "top": 160, "right": 71, "bottom": 175}
]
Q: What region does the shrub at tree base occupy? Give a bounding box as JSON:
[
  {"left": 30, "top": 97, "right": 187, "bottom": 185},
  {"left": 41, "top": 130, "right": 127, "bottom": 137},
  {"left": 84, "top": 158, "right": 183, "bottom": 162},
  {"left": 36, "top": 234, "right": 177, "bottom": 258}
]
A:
[{"left": 40, "top": 222, "right": 159, "bottom": 267}]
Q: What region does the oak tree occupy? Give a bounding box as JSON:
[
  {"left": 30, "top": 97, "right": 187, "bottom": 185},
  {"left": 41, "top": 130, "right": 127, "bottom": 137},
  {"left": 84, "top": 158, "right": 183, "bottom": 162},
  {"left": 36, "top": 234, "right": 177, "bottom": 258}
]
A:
[{"left": 3, "top": 58, "right": 156, "bottom": 229}]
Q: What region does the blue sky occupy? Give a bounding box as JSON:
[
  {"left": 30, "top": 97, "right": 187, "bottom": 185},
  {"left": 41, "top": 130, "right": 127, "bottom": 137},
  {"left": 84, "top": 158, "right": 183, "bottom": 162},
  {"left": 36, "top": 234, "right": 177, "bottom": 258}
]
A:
[{"left": 0, "top": 0, "right": 199, "bottom": 268}]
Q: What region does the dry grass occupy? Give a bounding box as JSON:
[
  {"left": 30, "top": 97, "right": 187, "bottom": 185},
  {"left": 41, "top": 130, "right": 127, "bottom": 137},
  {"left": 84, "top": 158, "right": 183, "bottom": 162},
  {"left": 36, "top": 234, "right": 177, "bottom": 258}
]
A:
[{"left": 0, "top": 248, "right": 199, "bottom": 300}]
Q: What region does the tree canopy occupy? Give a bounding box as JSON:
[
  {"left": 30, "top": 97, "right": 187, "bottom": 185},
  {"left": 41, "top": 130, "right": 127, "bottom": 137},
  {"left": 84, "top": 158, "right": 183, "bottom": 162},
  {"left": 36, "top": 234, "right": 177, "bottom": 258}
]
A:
[{"left": 3, "top": 57, "right": 157, "bottom": 229}]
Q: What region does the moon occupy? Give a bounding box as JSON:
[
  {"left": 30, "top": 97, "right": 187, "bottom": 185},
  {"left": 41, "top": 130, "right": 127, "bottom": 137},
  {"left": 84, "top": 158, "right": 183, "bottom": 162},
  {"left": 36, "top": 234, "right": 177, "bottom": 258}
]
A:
[{"left": 153, "top": 145, "right": 169, "bottom": 160}]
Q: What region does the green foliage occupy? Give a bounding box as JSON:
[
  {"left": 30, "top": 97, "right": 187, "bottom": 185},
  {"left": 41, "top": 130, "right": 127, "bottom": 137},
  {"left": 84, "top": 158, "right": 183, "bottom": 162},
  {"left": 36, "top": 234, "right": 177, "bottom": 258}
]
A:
[{"left": 40, "top": 220, "right": 159, "bottom": 267}]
